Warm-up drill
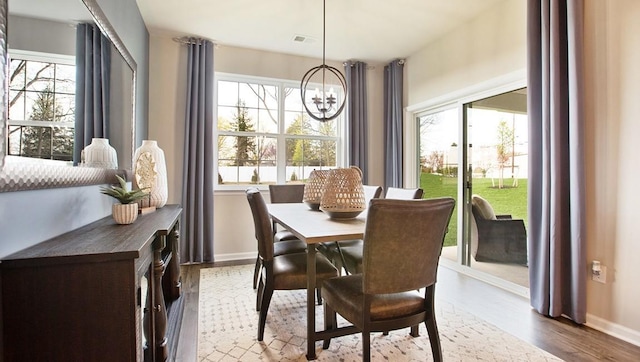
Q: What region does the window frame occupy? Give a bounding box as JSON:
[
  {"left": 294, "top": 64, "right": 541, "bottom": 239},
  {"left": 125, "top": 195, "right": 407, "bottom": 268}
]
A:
[
  {"left": 214, "top": 72, "right": 346, "bottom": 191},
  {"left": 7, "top": 49, "right": 76, "bottom": 163}
]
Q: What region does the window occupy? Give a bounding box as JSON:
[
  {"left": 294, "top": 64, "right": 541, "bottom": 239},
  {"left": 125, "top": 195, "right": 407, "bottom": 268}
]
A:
[
  {"left": 215, "top": 74, "right": 344, "bottom": 188},
  {"left": 7, "top": 51, "right": 76, "bottom": 162}
]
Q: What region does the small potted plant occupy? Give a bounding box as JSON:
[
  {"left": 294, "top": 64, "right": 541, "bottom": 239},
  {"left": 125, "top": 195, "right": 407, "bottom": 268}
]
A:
[{"left": 100, "top": 175, "right": 149, "bottom": 224}]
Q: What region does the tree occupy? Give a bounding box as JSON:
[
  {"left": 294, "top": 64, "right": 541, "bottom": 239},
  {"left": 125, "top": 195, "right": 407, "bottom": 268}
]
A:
[
  {"left": 425, "top": 151, "right": 444, "bottom": 173},
  {"left": 19, "top": 86, "right": 73, "bottom": 160},
  {"left": 231, "top": 101, "right": 256, "bottom": 166},
  {"left": 495, "top": 120, "right": 514, "bottom": 189}
]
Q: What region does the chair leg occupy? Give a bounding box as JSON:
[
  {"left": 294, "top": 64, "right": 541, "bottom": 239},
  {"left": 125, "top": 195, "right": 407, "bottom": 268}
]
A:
[
  {"left": 425, "top": 286, "right": 442, "bottom": 361},
  {"left": 253, "top": 257, "right": 260, "bottom": 289},
  {"left": 425, "top": 318, "right": 442, "bottom": 362},
  {"left": 256, "top": 277, "right": 264, "bottom": 311},
  {"left": 362, "top": 330, "right": 371, "bottom": 362},
  {"left": 410, "top": 325, "right": 419, "bottom": 337},
  {"left": 257, "top": 284, "right": 274, "bottom": 341},
  {"left": 323, "top": 303, "right": 336, "bottom": 349}
]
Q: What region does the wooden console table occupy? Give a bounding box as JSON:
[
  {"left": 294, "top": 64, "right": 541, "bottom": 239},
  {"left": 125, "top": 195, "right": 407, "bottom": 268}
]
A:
[{"left": 0, "top": 204, "right": 183, "bottom": 361}]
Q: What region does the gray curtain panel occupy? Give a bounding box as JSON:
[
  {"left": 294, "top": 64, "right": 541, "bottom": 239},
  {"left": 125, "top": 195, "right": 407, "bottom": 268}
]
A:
[
  {"left": 384, "top": 59, "right": 404, "bottom": 189},
  {"left": 345, "top": 61, "right": 368, "bottom": 184},
  {"left": 181, "top": 39, "right": 215, "bottom": 263},
  {"left": 74, "top": 23, "right": 111, "bottom": 165},
  {"left": 527, "top": 0, "right": 586, "bottom": 323}
]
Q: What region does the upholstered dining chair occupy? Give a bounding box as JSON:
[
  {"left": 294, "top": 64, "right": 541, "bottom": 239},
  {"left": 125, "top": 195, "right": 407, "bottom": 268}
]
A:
[
  {"left": 250, "top": 185, "right": 307, "bottom": 289},
  {"left": 318, "top": 185, "right": 382, "bottom": 275},
  {"left": 268, "top": 184, "right": 306, "bottom": 242},
  {"left": 246, "top": 188, "right": 339, "bottom": 341},
  {"left": 340, "top": 187, "right": 424, "bottom": 275},
  {"left": 321, "top": 197, "right": 455, "bottom": 361}
]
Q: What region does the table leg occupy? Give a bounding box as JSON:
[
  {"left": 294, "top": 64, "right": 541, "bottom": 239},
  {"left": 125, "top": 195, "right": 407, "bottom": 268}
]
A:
[{"left": 306, "top": 244, "right": 317, "bottom": 360}]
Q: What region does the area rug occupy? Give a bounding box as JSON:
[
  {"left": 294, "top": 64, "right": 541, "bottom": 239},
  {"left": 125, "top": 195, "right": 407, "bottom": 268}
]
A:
[{"left": 198, "top": 265, "right": 562, "bottom": 361}]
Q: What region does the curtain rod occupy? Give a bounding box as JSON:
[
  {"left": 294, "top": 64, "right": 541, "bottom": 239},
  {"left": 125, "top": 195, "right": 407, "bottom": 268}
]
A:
[{"left": 172, "top": 36, "right": 217, "bottom": 46}]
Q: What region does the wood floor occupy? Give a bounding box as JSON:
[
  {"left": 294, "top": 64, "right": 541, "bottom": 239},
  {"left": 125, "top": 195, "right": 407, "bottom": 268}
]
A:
[{"left": 175, "top": 259, "right": 640, "bottom": 362}]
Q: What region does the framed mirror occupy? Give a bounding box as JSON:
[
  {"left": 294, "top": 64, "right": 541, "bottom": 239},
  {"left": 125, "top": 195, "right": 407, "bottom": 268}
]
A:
[{"left": 0, "top": 0, "right": 136, "bottom": 192}]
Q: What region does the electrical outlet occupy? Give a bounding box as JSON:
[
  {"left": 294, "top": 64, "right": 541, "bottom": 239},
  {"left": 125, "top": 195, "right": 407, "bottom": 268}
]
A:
[{"left": 592, "top": 265, "right": 607, "bottom": 283}]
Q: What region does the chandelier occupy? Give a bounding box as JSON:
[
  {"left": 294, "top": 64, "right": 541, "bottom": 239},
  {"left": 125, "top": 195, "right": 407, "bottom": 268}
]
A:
[{"left": 300, "top": 0, "right": 347, "bottom": 122}]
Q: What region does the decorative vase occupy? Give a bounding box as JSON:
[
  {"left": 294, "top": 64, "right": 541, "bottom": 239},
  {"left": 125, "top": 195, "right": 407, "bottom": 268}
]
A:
[
  {"left": 82, "top": 138, "right": 118, "bottom": 169},
  {"left": 133, "top": 140, "right": 168, "bottom": 208},
  {"left": 303, "top": 169, "right": 331, "bottom": 210},
  {"left": 320, "top": 166, "right": 366, "bottom": 219},
  {"left": 112, "top": 203, "right": 138, "bottom": 225}
]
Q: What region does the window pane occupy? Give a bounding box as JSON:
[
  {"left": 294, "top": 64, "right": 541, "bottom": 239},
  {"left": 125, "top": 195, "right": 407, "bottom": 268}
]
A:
[
  {"left": 55, "top": 64, "right": 76, "bottom": 94},
  {"left": 261, "top": 85, "right": 278, "bottom": 110},
  {"left": 257, "top": 109, "right": 276, "bottom": 133},
  {"left": 55, "top": 94, "right": 75, "bottom": 123},
  {"left": 9, "top": 90, "right": 26, "bottom": 120},
  {"left": 26, "top": 61, "right": 54, "bottom": 92},
  {"left": 284, "top": 87, "right": 303, "bottom": 111},
  {"left": 217, "top": 135, "right": 277, "bottom": 185},
  {"left": 217, "top": 105, "right": 236, "bottom": 130},
  {"left": 218, "top": 81, "right": 239, "bottom": 106},
  {"left": 239, "top": 83, "right": 259, "bottom": 108},
  {"left": 9, "top": 59, "right": 26, "bottom": 90}
]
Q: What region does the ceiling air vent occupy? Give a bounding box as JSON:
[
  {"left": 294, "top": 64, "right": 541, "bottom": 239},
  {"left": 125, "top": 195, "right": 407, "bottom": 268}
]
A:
[{"left": 293, "top": 35, "right": 316, "bottom": 44}]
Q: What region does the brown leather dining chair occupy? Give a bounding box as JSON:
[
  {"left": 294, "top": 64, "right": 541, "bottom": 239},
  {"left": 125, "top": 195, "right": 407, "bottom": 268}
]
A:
[
  {"left": 268, "top": 184, "right": 306, "bottom": 242},
  {"left": 251, "top": 185, "right": 307, "bottom": 289},
  {"left": 246, "top": 188, "right": 339, "bottom": 341},
  {"left": 340, "top": 187, "right": 424, "bottom": 275},
  {"left": 321, "top": 197, "right": 455, "bottom": 361}
]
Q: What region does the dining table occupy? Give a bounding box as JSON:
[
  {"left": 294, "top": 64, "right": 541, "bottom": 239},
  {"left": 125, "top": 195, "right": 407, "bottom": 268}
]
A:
[{"left": 267, "top": 202, "right": 367, "bottom": 360}]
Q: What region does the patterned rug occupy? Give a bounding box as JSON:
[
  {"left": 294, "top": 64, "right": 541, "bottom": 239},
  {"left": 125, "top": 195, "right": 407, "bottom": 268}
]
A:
[{"left": 198, "top": 265, "right": 562, "bottom": 361}]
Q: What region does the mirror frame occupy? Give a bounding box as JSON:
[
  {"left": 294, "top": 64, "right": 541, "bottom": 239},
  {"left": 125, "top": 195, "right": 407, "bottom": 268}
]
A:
[{"left": 0, "top": 0, "right": 137, "bottom": 192}]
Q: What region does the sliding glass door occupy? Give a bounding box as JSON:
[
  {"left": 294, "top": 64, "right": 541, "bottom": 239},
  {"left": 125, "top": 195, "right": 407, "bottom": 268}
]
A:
[
  {"left": 465, "top": 88, "right": 529, "bottom": 287},
  {"left": 417, "top": 107, "right": 459, "bottom": 261},
  {"left": 417, "top": 87, "right": 529, "bottom": 289}
]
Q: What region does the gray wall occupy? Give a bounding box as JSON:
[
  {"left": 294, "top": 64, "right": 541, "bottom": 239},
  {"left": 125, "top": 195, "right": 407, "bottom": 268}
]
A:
[
  {"left": 0, "top": 0, "right": 149, "bottom": 259},
  {"left": 8, "top": 15, "right": 75, "bottom": 55}
]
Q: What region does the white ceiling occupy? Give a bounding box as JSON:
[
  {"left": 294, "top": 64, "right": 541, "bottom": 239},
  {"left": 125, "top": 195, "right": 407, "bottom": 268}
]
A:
[
  {"left": 9, "top": 0, "right": 507, "bottom": 64},
  {"left": 136, "top": 0, "right": 506, "bottom": 64}
]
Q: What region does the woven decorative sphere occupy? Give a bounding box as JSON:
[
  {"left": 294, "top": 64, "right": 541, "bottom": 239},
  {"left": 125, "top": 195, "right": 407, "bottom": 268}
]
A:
[
  {"left": 303, "top": 169, "right": 331, "bottom": 210},
  {"left": 320, "top": 166, "right": 365, "bottom": 218}
]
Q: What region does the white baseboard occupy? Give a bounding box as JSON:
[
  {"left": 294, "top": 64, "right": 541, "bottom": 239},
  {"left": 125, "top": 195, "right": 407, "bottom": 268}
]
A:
[
  {"left": 586, "top": 313, "right": 640, "bottom": 347},
  {"left": 214, "top": 252, "right": 256, "bottom": 263}
]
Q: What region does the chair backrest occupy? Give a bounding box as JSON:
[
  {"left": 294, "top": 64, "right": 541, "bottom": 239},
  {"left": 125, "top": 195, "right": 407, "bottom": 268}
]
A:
[
  {"left": 384, "top": 187, "right": 424, "bottom": 200},
  {"left": 269, "top": 184, "right": 305, "bottom": 204},
  {"left": 362, "top": 197, "right": 455, "bottom": 295},
  {"left": 362, "top": 185, "right": 383, "bottom": 207},
  {"left": 471, "top": 194, "right": 496, "bottom": 220},
  {"left": 246, "top": 188, "right": 274, "bottom": 261}
]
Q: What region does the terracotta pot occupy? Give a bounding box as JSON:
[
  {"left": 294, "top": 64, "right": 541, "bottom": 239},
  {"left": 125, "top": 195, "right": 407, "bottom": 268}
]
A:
[{"left": 112, "top": 203, "right": 138, "bottom": 225}]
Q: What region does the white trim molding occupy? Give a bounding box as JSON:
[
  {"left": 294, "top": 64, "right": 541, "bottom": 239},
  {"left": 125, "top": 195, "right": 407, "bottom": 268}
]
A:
[{"left": 586, "top": 313, "right": 640, "bottom": 347}]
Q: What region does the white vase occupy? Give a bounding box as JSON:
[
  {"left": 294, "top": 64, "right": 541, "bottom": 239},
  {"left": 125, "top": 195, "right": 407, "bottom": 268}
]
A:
[
  {"left": 112, "top": 203, "right": 138, "bottom": 225},
  {"left": 83, "top": 138, "right": 118, "bottom": 169},
  {"left": 133, "top": 140, "right": 168, "bottom": 208}
]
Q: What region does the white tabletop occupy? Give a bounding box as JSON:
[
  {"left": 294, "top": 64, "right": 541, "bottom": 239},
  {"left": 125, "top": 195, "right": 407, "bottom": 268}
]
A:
[{"left": 267, "top": 203, "right": 366, "bottom": 244}]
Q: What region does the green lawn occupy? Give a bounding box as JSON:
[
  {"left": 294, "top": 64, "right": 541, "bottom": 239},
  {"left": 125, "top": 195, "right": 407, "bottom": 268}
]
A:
[{"left": 419, "top": 173, "right": 528, "bottom": 247}]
